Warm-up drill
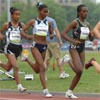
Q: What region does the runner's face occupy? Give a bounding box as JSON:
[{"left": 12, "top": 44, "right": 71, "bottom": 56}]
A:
[
  {"left": 40, "top": 8, "right": 49, "bottom": 18},
  {"left": 12, "top": 10, "right": 20, "bottom": 22},
  {"left": 79, "top": 7, "right": 88, "bottom": 19}
]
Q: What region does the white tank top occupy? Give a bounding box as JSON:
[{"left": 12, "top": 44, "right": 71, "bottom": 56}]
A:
[{"left": 33, "top": 18, "right": 49, "bottom": 36}]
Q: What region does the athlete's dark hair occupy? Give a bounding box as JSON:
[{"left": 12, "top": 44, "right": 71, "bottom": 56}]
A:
[
  {"left": 77, "top": 4, "right": 87, "bottom": 18},
  {"left": 36, "top": 2, "right": 48, "bottom": 10},
  {"left": 10, "top": 7, "right": 19, "bottom": 15}
]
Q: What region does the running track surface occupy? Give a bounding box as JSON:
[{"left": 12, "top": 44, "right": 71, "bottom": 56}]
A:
[{"left": 0, "top": 91, "right": 100, "bottom": 100}]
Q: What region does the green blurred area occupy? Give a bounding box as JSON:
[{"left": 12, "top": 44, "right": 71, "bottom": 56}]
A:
[
  {"left": 0, "top": 0, "right": 100, "bottom": 50},
  {"left": 0, "top": 0, "right": 100, "bottom": 32}
]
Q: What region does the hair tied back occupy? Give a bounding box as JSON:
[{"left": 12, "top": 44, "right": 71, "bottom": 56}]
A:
[{"left": 37, "top": 2, "right": 43, "bottom": 8}]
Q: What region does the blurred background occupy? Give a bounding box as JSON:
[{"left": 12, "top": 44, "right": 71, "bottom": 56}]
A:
[{"left": 0, "top": 0, "right": 100, "bottom": 51}]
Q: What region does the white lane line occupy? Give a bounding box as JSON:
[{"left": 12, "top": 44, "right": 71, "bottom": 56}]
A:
[{"left": 0, "top": 97, "right": 34, "bottom": 100}]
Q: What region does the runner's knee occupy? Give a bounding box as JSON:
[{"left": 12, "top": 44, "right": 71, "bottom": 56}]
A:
[
  {"left": 13, "top": 65, "right": 19, "bottom": 72},
  {"left": 39, "top": 65, "right": 46, "bottom": 72},
  {"left": 6, "top": 67, "right": 12, "bottom": 72},
  {"left": 76, "top": 68, "right": 83, "bottom": 74}
]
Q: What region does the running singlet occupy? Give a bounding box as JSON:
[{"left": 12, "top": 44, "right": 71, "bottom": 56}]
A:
[
  {"left": 73, "top": 18, "right": 90, "bottom": 40},
  {"left": 6, "top": 22, "right": 22, "bottom": 45},
  {"left": 33, "top": 18, "right": 49, "bottom": 36}
]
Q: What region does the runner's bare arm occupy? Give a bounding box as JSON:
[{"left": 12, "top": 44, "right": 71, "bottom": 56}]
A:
[
  {"left": 0, "top": 22, "right": 8, "bottom": 40},
  {"left": 93, "top": 21, "right": 100, "bottom": 39},
  {"left": 23, "top": 19, "right": 34, "bottom": 31},
  {"left": 20, "top": 22, "right": 34, "bottom": 40},
  {"left": 61, "top": 20, "right": 81, "bottom": 45},
  {"left": 87, "top": 23, "right": 94, "bottom": 41},
  {"left": 49, "top": 22, "right": 54, "bottom": 39}
]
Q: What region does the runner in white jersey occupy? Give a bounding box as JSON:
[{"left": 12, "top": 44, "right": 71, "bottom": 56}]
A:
[
  {"left": 0, "top": 7, "right": 33, "bottom": 92},
  {"left": 22, "top": 2, "right": 53, "bottom": 98}
]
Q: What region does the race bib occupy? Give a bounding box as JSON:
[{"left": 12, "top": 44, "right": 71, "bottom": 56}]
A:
[
  {"left": 9, "top": 31, "right": 21, "bottom": 44},
  {"left": 80, "top": 27, "right": 90, "bottom": 40},
  {"left": 70, "top": 44, "right": 80, "bottom": 49}
]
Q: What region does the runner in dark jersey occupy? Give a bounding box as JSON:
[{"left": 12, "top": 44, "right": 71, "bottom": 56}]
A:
[{"left": 61, "top": 4, "right": 93, "bottom": 98}]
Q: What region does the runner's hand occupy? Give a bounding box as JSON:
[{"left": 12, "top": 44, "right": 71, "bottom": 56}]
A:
[
  {"left": 50, "top": 34, "right": 54, "bottom": 39},
  {"left": 73, "top": 39, "right": 82, "bottom": 45},
  {"left": 58, "top": 41, "right": 63, "bottom": 48}
]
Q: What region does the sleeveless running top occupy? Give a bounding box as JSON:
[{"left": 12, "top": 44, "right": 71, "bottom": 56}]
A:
[
  {"left": 33, "top": 18, "right": 49, "bottom": 36},
  {"left": 73, "top": 18, "right": 90, "bottom": 40},
  {"left": 6, "top": 22, "right": 22, "bottom": 45}
]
